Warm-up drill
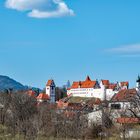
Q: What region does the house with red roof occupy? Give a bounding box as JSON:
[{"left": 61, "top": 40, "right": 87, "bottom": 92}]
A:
[
  {"left": 36, "top": 79, "right": 56, "bottom": 103},
  {"left": 56, "top": 96, "right": 103, "bottom": 124},
  {"left": 106, "top": 88, "right": 140, "bottom": 132},
  {"left": 109, "top": 88, "right": 137, "bottom": 110},
  {"left": 36, "top": 93, "right": 49, "bottom": 102},
  {"left": 67, "top": 76, "right": 125, "bottom": 100}
]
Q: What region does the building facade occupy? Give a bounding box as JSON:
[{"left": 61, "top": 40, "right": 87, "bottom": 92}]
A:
[{"left": 67, "top": 76, "right": 129, "bottom": 100}]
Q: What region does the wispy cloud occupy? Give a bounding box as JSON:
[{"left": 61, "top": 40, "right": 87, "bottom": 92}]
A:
[
  {"left": 5, "top": 0, "right": 74, "bottom": 18},
  {"left": 119, "top": 54, "right": 140, "bottom": 58},
  {"left": 107, "top": 44, "right": 140, "bottom": 57},
  {"left": 109, "top": 44, "right": 140, "bottom": 53}
]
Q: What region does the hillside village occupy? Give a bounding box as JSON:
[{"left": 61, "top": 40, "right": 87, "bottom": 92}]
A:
[
  {"left": 34, "top": 75, "right": 140, "bottom": 138},
  {"left": 0, "top": 75, "right": 140, "bottom": 139}
]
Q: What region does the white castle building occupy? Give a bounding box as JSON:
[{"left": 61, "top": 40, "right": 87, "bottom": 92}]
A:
[
  {"left": 67, "top": 76, "right": 129, "bottom": 100},
  {"left": 46, "top": 79, "right": 56, "bottom": 103}
]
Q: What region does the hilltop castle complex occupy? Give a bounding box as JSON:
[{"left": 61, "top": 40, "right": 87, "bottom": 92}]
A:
[
  {"left": 67, "top": 76, "right": 129, "bottom": 100},
  {"left": 44, "top": 75, "right": 140, "bottom": 102}
]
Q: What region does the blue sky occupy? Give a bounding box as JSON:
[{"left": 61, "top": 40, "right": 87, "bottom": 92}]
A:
[{"left": 0, "top": 0, "right": 140, "bottom": 88}]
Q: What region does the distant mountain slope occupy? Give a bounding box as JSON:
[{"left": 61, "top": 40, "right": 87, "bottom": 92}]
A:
[{"left": 0, "top": 75, "right": 26, "bottom": 90}]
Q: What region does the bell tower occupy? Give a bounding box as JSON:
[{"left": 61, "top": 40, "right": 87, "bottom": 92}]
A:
[{"left": 46, "top": 79, "right": 56, "bottom": 103}]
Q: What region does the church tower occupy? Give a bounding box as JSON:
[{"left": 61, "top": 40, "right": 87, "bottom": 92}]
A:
[
  {"left": 46, "top": 79, "right": 56, "bottom": 103},
  {"left": 136, "top": 75, "right": 140, "bottom": 92}
]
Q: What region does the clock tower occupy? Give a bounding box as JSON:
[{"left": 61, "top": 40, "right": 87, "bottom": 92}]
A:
[{"left": 46, "top": 79, "right": 56, "bottom": 103}]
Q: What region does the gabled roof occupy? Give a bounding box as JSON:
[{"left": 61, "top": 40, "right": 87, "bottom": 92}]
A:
[
  {"left": 81, "top": 80, "right": 96, "bottom": 88},
  {"left": 120, "top": 81, "right": 129, "bottom": 87},
  {"left": 112, "top": 88, "right": 137, "bottom": 102},
  {"left": 71, "top": 81, "right": 80, "bottom": 89},
  {"left": 46, "top": 79, "right": 55, "bottom": 86},
  {"left": 101, "top": 80, "right": 110, "bottom": 86},
  {"left": 37, "top": 93, "right": 49, "bottom": 100},
  {"left": 70, "top": 76, "right": 97, "bottom": 89}
]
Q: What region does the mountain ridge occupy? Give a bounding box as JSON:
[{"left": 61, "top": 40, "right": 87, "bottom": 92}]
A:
[{"left": 0, "top": 75, "right": 27, "bottom": 90}]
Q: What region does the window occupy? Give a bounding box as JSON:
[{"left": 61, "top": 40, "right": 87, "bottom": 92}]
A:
[{"left": 111, "top": 104, "right": 121, "bottom": 109}]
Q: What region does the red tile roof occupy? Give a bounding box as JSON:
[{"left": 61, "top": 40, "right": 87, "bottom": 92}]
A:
[
  {"left": 71, "top": 81, "right": 80, "bottom": 88},
  {"left": 70, "top": 76, "right": 97, "bottom": 89},
  {"left": 108, "top": 84, "right": 117, "bottom": 90},
  {"left": 112, "top": 89, "right": 137, "bottom": 102},
  {"left": 120, "top": 81, "right": 129, "bottom": 87},
  {"left": 81, "top": 81, "right": 96, "bottom": 88},
  {"left": 101, "top": 80, "right": 110, "bottom": 86},
  {"left": 37, "top": 93, "right": 49, "bottom": 100},
  {"left": 46, "top": 79, "right": 53, "bottom": 86},
  {"left": 116, "top": 117, "right": 140, "bottom": 124}
]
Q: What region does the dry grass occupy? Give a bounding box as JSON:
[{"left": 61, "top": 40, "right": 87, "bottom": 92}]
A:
[
  {"left": 68, "top": 96, "right": 97, "bottom": 103},
  {"left": 0, "top": 124, "right": 127, "bottom": 140}
]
